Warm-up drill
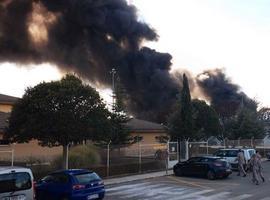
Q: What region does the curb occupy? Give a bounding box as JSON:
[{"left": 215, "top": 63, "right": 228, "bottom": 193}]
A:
[{"left": 104, "top": 170, "right": 173, "bottom": 185}]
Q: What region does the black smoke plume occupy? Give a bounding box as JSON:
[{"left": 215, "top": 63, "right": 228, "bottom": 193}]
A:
[
  {"left": 0, "top": 0, "right": 180, "bottom": 122},
  {"left": 196, "top": 69, "right": 257, "bottom": 118},
  {"left": 0, "top": 1, "right": 257, "bottom": 123}
]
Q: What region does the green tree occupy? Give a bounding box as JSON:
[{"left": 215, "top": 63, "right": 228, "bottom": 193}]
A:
[
  {"left": 231, "top": 108, "right": 264, "bottom": 139},
  {"left": 5, "top": 74, "right": 110, "bottom": 169},
  {"left": 168, "top": 74, "right": 194, "bottom": 140},
  {"left": 223, "top": 107, "right": 265, "bottom": 139},
  {"left": 96, "top": 75, "right": 132, "bottom": 146},
  {"left": 192, "top": 99, "right": 221, "bottom": 140}
]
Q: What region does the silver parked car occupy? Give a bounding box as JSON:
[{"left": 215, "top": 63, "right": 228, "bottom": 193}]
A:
[
  {"left": 0, "top": 166, "right": 35, "bottom": 200},
  {"left": 214, "top": 148, "right": 256, "bottom": 170}
]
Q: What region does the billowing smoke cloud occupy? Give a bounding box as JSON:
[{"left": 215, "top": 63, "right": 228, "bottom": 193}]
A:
[
  {"left": 0, "top": 0, "right": 180, "bottom": 122},
  {"left": 0, "top": 1, "right": 257, "bottom": 123},
  {"left": 196, "top": 69, "right": 257, "bottom": 118}
]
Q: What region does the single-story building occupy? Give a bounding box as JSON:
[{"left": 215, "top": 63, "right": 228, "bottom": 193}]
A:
[
  {"left": 126, "top": 118, "right": 168, "bottom": 144},
  {"left": 0, "top": 93, "right": 19, "bottom": 142},
  {"left": 0, "top": 93, "right": 62, "bottom": 162},
  {"left": 0, "top": 93, "right": 169, "bottom": 162}
]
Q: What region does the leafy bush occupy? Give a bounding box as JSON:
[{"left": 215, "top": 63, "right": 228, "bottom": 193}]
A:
[{"left": 53, "top": 144, "right": 101, "bottom": 169}]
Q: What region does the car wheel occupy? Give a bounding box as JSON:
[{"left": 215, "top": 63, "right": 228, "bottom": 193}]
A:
[
  {"left": 207, "top": 170, "right": 215, "bottom": 180},
  {"left": 174, "top": 168, "right": 183, "bottom": 176},
  {"left": 223, "top": 174, "right": 229, "bottom": 179}
]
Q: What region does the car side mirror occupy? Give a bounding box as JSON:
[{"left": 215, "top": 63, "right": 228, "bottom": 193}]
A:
[
  {"left": 40, "top": 178, "right": 54, "bottom": 184},
  {"left": 36, "top": 179, "right": 44, "bottom": 184}
]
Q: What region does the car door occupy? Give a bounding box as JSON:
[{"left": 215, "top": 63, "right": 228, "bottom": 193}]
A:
[
  {"left": 41, "top": 173, "right": 70, "bottom": 200},
  {"left": 197, "top": 158, "right": 210, "bottom": 176},
  {"left": 185, "top": 157, "right": 201, "bottom": 176},
  {"left": 36, "top": 175, "right": 54, "bottom": 200}
]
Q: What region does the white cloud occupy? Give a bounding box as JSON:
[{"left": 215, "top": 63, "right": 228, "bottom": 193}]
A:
[
  {"left": 133, "top": 0, "right": 270, "bottom": 106},
  {"left": 0, "top": 63, "right": 62, "bottom": 97}
]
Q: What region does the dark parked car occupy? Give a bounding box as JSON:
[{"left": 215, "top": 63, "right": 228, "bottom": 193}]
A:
[
  {"left": 266, "top": 152, "right": 270, "bottom": 160},
  {"left": 173, "top": 156, "right": 232, "bottom": 180},
  {"left": 35, "top": 169, "right": 105, "bottom": 200}
]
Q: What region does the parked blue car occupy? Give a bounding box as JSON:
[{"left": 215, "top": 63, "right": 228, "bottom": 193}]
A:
[{"left": 35, "top": 169, "right": 105, "bottom": 200}]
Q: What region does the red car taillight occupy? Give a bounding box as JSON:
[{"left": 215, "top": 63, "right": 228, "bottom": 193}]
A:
[
  {"left": 33, "top": 181, "right": 36, "bottom": 200},
  {"left": 73, "top": 184, "right": 86, "bottom": 190}
]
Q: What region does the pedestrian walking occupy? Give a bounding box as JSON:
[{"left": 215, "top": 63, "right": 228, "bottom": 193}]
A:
[
  {"left": 236, "top": 149, "right": 247, "bottom": 177},
  {"left": 250, "top": 154, "right": 260, "bottom": 185},
  {"left": 250, "top": 152, "right": 265, "bottom": 185},
  {"left": 256, "top": 151, "right": 265, "bottom": 182}
]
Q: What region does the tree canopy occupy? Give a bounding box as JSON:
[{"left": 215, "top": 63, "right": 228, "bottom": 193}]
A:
[
  {"left": 192, "top": 99, "right": 221, "bottom": 140},
  {"left": 5, "top": 74, "right": 110, "bottom": 168},
  {"left": 95, "top": 74, "right": 133, "bottom": 146},
  {"left": 223, "top": 108, "right": 264, "bottom": 139}
]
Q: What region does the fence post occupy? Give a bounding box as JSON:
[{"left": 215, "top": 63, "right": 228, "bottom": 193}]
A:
[
  {"left": 11, "top": 149, "right": 14, "bottom": 167},
  {"left": 107, "top": 141, "right": 111, "bottom": 177},
  {"left": 166, "top": 141, "right": 170, "bottom": 174},
  {"left": 263, "top": 139, "right": 266, "bottom": 158},
  {"left": 139, "top": 142, "right": 142, "bottom": 173},
  {"left": 65, "top": 143, "right": 70, "bottom": 170},
  {"left": 206, "top": 139, "right": 209, "bottom": 155},
  {"left": 177, "top": 140, "right": 179, "bottom": 162},
  {"left": 185, "top": 140, "right": 189, "bottom": 160}
]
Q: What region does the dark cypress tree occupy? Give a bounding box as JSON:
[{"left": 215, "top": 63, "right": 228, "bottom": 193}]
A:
[
  {"left": 180, "top": 74, "right": 194, "bottom": 139},
  {"left": 168, "top": 74, "right": 194, "bottom": 140}
]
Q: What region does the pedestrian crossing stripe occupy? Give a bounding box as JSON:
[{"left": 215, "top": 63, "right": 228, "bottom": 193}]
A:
[{"left": 106, "top": 182, "right": 254, "bottom": 200}]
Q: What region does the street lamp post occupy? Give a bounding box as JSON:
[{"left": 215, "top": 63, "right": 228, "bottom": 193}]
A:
[{"left": 110, "top": 68, "right": 116, "bottom": 112}]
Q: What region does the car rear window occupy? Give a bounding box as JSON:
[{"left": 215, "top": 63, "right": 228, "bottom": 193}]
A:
[
  {"left": 0, "top": 172, "right": 32, "bottom": 193},
  {"left": 75, "top": 172, "right": 100, "bottom": 184},
  {"left": 248, "top": 150, "right": 255, "bottom": 157},
  {"left": 215, "top": 150, "right": 238, "bottom": 157}
]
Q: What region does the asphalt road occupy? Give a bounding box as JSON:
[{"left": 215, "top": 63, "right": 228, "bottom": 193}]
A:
[{"left": 104, "top": 160, "right": 270, "bottom": 200}]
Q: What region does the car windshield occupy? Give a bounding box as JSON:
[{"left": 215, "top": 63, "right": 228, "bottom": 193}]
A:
[
  {"left": 215, "top": 150, "right": 238, "bottom": 157},
  {"left": 75, "top": 172, "right": 100, "bottom": 184},
  {"left": 0, "top": 172, "right": 32, "bottom": 193}
]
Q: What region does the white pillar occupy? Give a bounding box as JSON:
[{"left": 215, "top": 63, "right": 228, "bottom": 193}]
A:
[{"left": 185, "top": 140, "right": 189, "bottom": 160}]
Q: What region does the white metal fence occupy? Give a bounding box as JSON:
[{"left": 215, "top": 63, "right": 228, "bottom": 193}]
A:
[
  {"left": 105, "top": 141, "right": 179, "bottom": 177},
  {"left": 0, "top": 145, "right": 14, "bottom": 166},
  {"left": 185, "top": 138, "right": 270, "bottom": 159}
]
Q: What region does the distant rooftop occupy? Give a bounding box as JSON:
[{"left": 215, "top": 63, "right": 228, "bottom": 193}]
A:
[
  {"left": 0, "top": 94, "right": 19, "bottom": 104},
  {"left": 126, "top": 118, "right": 166, "bottom": 133}
]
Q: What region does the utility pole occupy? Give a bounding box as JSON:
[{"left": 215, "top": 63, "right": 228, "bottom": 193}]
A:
[{"left": 111, "top": 68, "right": 117, "bottom": 112}]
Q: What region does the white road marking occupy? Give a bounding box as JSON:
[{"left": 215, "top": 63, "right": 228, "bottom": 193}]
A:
[
  {"left": 149, "top": 188, "right": 193, "bottom": 199},
  {"left": 106, "top": 182, "right": 255, "bottom": 200},
  {"left": 199, "top": 192, "right": 231, "bottom": 200},
  {"left": 112, "top": 184, "right": 166, "bottom": 197},
  {"left": 106, "top": 182, "right": 149, "bottom": 192},
  {"left": 169, "top": 189, "right": 214, "bottom": 200},
  {"left": 229, "top": 194, "right": 253, "bottom": 200}
]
